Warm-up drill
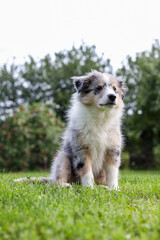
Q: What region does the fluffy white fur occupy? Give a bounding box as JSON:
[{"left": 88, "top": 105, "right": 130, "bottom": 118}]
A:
[{"left": 66, "top": 94, "right": 123, "bottom": 177}]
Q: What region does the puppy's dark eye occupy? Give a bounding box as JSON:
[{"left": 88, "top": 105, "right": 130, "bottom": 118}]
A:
[
  {"left": 94, "top": 83, "right": 106, "bottom": 95},
  {"left": 113, "top": 86, "right": 117, "bottom": 92},
  {"left": 84, "top": 89, "right": 91, "bottom": 94},
  {"left": 96, "top": 85, "right": 103, "bottom": 91},
  {"left": 96, "top": 83, "right": 106, "bottom": 91}
]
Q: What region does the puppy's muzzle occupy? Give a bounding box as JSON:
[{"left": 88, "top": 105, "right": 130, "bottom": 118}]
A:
[
  {"left": 99, "top": 94, "right": 116, "bottom": 107},
  {"left": 107, "top": 94, "right": 116, "bottom": 106},
  {"left": 108, "top": 94, "right": 116, "bottom": 102}
]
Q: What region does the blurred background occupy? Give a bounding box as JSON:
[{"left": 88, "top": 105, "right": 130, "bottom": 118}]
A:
[{"left": 0, "top": 0, "right": 160, "bottom": 171}]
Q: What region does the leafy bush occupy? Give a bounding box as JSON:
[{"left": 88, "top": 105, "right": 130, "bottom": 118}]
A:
[{"left": 0, "top": 103, "right": 65, "bottom": 171}]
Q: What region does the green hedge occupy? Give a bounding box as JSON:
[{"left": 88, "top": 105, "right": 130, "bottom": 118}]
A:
[{"left": 0, "top": 103, "right": 65, "bottom": 171}]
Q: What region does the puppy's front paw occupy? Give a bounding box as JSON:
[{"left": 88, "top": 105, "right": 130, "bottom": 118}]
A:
[
  {"left": 109, "top": 185, "right": 120, "bottom": 191},
  {"left": 98, "top": 185, "right": 110, "bottom": 190},
  {"left": 60, "top": 183, "right": 72, "bottom": 188},
  {"left": 81, "top": 170, "right": 94, "bottom": 189}
]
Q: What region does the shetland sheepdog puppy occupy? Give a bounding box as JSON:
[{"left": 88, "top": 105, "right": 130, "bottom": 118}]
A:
[
  {"left": 51, "top": 70, "right": 125, "bottom": 189},
  {"left": 14, "top": 70, "right": 125, "bottom": 190}
]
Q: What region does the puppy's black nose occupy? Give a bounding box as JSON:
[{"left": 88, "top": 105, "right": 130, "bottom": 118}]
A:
[{"left": 108, "top": 94, "right": 116, "bottom": 102}]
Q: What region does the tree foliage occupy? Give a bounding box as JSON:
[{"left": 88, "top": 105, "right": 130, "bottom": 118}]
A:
[
  {"left": 0, "top": 64, "right": 20, "bottom": 116},
  {"left": 0, "top": 43, "right": 112, "bottom": 120},
  {"left": 117, "top": 40, "right": 160, "bottom": 169},
  {"left": 1, "top": 41, "right": 160, "bottom": 170}
]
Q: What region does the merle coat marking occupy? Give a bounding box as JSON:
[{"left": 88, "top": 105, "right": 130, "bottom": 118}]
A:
[{"left": 50, "top": 70, "right": 125, "bottom": 189}]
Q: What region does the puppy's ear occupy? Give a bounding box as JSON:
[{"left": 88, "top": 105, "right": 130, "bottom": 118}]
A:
[
  {"left": 117, "top": 76, "right": 125, "bottom": 99},
  {"left": 72, "top": 76, "right": 88, "bottom": 93}
]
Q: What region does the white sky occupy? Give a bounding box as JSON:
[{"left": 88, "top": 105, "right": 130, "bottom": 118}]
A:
[{"left": 0, "top": 0, "right": 160, "bottom": 71}]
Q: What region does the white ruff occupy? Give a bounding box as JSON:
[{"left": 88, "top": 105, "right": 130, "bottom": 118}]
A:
[{"left": 68, "top": 94, "right": 123, "bottom": 176}]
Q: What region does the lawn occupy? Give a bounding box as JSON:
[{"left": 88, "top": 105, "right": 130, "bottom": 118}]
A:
[{"left": 0, "top": 170, "right": 160, "bottom": 240}]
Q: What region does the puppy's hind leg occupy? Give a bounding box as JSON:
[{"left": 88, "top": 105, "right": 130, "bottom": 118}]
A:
[
  {"left": 94, "top": 168, "right": 109, "bottom": 190},
  {"left": 50, "top": 152, "right": 73, "bottom": 188},
  {"left": 94, "top": 168, "right": 106, "bottom": 185}
]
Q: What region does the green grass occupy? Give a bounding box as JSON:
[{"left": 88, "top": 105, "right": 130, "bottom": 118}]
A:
[{"left": 0, "top": 171, "right": 160, "bottom": 240}]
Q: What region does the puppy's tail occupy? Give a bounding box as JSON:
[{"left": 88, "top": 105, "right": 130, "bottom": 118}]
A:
[
  {"left": 13, "top": 177, "right": 52, "bottom": 183},
  {"left": 13, "top": 177, "right": 72, "bottom": 188}
]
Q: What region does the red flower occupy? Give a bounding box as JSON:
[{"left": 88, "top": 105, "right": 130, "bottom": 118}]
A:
[
  {"left": 1, "top": 144, "right": 4, "bottom": 149},
  {"left": 20, "top": 107, "right": 25, "bottom": 111},
  {"left": 41, "top": 154, "right": 45, "bottom": 158},
  {"left": 4, "top": 163, "right": 9, "bottom": 168},
  {"left": 49, "top": 113, "right": 53, "bottom": 117},
  {"left": 7, "top": 133, "right": 12, "bottom": 138},
  {"left": 26, "top": 150, "right": 31, "bottom": 155},
  {"left": 51, "top": 122, "right": 55, "bottom": 126},
  {"left": 33, "top": 108, "right": 39, "bottom": 113},
  {"left": 23, "top": 160, "right": 27, "bottom": 166}
]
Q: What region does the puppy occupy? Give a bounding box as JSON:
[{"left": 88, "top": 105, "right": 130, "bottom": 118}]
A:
[{"left": 50, "top": 70, "right": 125, "bottom": 189}]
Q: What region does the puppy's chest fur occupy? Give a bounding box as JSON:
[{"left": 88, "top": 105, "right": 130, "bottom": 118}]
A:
[
  {"left": 69, "top": 101, "right": 121, "bottom": 176},
  {"left": 80, "top": 123, "right": 115, "bottom": 175},
  {"left": 82, "top": 128, "right": 108, "bottom": 175}
]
